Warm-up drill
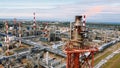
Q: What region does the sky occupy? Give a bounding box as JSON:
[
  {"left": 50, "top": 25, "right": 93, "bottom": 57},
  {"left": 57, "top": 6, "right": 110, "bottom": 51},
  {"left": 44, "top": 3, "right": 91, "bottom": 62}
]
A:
[{"left": 0, "top": 0, "right": 120, "bottom": 23}]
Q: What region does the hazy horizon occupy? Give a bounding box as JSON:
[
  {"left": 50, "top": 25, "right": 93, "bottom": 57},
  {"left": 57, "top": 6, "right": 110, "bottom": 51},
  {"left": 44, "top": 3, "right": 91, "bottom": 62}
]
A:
[
  {"left": 0, "top": 0, "right": 120, "bottom": 23},
  {"left": 0, "top": 18, "right": 120, "bottom": 24}
]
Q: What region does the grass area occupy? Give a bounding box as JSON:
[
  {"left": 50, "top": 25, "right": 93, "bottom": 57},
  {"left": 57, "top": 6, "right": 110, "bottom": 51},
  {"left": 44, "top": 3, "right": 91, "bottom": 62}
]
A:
[
  {"left": 101, "top": 54, "right": 120, "bottom": 68},
  {"left": 94, "top": 43, "right": 120, "bottom": 68},
  {"left": 94, "top": 42, "right": 120, "bottom": 66},
  {"left": 94, "top": 52, "right": 111, "bottom": 65}
]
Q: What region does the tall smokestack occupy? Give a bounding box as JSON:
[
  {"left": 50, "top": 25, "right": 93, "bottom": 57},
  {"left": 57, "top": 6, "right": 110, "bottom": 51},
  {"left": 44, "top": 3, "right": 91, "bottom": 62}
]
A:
[
  {"left": 82, "top": 15, "right": 86, "bottom": 31},
  {"left": 5, "top": 21, "right": 9, "bottom": 51},
  {"left": 75, "top": 16, "right": 82, "bottom": 26},
  {"left": 19, "top": 22, "right": 22, "bottom": 47},
  {"left": 14, "top": 18, "right": 16, "bottom": 25},
  {"left": 33, "top": 12, "right": 36, "bottom": 30},
  {"left": 14, "top": 18, "right": 17, "bottom": 35},
  {"left": 83, "top": 15, "right": 86, "bottom": 27},
  {"left": 70, "top": 16, "right": 83, "bottom": 48}
]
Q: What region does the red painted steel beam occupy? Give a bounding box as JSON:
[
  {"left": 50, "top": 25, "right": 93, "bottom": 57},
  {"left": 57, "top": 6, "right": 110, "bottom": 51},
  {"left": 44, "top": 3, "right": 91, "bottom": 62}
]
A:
[
  {"left": 74, "top": 53, "right": 80, "bottom": 68},
  {"left": 64, "top": 49, "right": 98, "bottom": 53}
]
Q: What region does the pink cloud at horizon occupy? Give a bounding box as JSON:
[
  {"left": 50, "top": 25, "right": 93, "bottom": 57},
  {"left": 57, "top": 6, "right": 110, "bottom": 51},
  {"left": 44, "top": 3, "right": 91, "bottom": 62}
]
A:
[{"left": 83, "top": 6, "right": 105, "bottom": 17}]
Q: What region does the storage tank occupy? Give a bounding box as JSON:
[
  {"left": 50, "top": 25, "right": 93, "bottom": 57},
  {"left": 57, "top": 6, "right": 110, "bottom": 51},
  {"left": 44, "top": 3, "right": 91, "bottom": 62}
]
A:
[
  {"left": 8, "top": 36, "right": 15, "bottom": 41},
  {"left": 9, "top": 27, "right": 13, "bottom": 30}
]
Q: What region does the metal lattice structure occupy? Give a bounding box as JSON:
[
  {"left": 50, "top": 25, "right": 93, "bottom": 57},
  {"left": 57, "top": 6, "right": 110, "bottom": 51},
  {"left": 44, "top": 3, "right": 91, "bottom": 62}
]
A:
[{"left": 64, "top": 15, "right": 98, "bottom": 68}]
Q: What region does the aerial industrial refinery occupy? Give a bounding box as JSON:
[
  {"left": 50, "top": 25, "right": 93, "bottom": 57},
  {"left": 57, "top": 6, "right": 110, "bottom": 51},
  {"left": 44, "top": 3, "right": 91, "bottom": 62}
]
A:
[{"left": 0, "top": 12, "right": 120, "bottom": 68}]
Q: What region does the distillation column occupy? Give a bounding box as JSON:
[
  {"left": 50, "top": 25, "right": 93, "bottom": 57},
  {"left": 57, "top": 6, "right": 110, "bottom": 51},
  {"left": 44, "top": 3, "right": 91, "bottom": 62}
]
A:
[{"left": 65, "top": 15, "right": 98, "bottom": 68}]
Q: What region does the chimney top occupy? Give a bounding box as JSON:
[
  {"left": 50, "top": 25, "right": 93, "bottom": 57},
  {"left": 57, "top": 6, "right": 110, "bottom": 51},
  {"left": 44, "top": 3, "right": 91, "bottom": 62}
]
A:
[{"left": 75, "top": 16, "right": 82, "bottom": 26}]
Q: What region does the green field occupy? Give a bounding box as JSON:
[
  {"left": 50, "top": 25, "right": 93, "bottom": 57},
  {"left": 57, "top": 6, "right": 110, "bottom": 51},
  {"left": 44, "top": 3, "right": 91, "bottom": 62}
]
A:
[
  {"left": 94, "top": 52, "right": 111, "bottom": 65},
  {"left": 94, "top": 43, "right": 120, "bottom": 66},
  {"left": 101, "top": 54, "right": 120, "bottom": 68}
]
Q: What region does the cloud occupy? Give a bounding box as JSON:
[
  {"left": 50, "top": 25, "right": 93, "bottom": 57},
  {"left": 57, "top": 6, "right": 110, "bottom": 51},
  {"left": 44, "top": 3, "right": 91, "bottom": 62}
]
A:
[
  {"left": 83, "top": 6, "right": 105, "bottom": 17},
  {"left": 0, "top": 0, "right": 120, "bottom": 22}
]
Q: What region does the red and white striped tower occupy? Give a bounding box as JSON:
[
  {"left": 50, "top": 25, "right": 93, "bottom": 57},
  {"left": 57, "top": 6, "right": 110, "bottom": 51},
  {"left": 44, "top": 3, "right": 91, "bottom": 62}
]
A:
[
  {"left": 14, "top": 18, "right": 16, "bottom": 25},
  {"left": 5, "top": 21, "right": 10, "bottom": 52},
  {"left": 33, "top": 12, "right": 36, "bottom": 30},
  {"left": 19, "top": 22, "right": 22, "bottom": 47},
  {"left": 83, "top": 15, "right": 86, "bottom": 26},
  {"left": 83, "top": 15, "right": 86, "bottom": 31}
]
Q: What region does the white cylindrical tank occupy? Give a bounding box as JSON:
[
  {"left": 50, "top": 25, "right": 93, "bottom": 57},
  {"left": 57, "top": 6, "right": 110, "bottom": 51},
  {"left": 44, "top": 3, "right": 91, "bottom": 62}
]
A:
[
  {"left": 9, "top": 27, "right": 13, "bottom": 30},
  {"left": 4, "top": 37, "right": 7, "bottom": 42},
  {"left": 46, "top": 52, "right": 49, "bottom": 65},
  {"left": 8, "top": 36, "right": 15, "bottom": 41}
]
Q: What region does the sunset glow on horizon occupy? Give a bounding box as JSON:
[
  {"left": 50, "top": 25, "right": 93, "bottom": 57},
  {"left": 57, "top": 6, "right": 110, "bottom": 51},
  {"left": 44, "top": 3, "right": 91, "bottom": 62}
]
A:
[{"left": 0, "top": 0, "right": 120, "bottom": 22}]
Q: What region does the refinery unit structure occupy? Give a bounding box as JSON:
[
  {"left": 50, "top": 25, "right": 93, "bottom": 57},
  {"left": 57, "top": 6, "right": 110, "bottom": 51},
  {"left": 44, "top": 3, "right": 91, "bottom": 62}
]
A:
[
  {"left": 64, "top": 15, "right": 98, "bottom": 68},
  {"left": 0, "top": 12, "right": 120, "bottom": 68}
]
